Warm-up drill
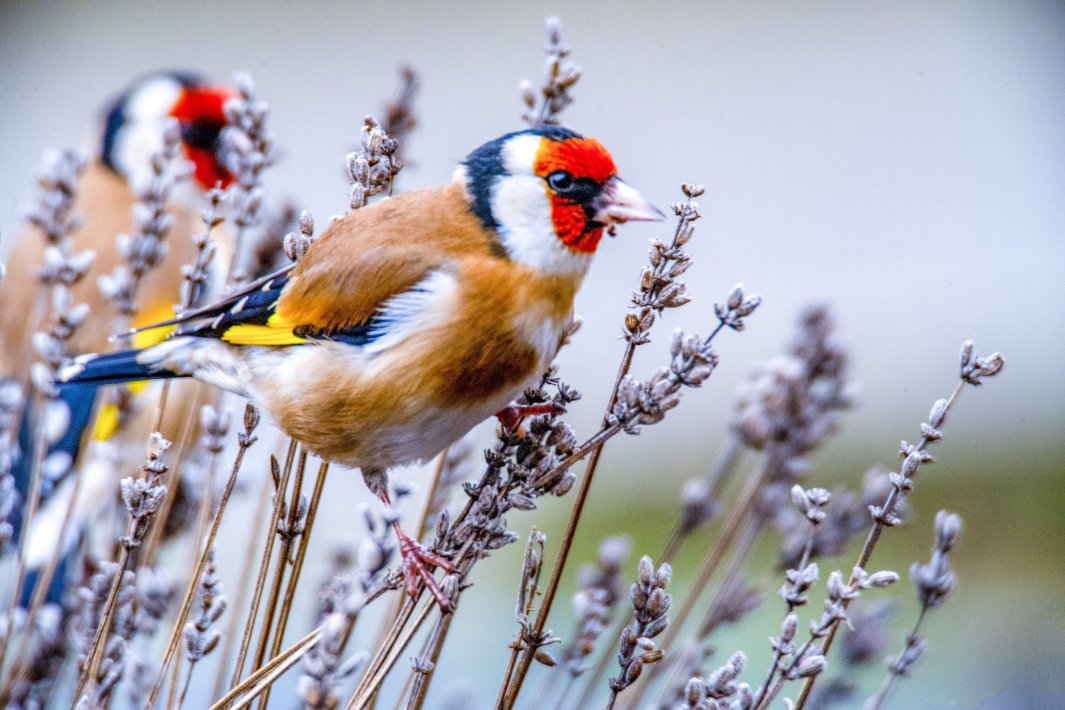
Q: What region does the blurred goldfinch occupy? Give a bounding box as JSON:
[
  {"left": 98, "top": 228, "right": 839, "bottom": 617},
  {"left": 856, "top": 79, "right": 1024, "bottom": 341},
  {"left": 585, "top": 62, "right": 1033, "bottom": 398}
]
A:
[
  {"left": 3, "top": 72, "right": 235, "bottom": 601},
  {"left": 60, "top": 126, "right": 663, "bottom": 608}
]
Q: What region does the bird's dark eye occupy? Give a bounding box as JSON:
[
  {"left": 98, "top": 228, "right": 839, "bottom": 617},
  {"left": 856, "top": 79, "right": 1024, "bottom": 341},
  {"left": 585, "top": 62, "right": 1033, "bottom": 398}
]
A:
[
  {"left": 546, "top": 170, "right": 602, "bottom": 204},
  {"left": 547, "top": 171, "right": 575, "bottom": 193},
  {"left": 181, "top": 119, "right": 224, "bottom": 151}
]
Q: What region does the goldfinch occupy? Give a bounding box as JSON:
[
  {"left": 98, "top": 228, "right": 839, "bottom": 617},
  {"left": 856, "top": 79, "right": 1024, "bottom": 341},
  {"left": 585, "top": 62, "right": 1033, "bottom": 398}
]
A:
[
  {"left": 2, "top": 72, "right": 235, "bottom": 601},
  {"left": 60, "top": 126, "right": 663, "bottom": 608}
]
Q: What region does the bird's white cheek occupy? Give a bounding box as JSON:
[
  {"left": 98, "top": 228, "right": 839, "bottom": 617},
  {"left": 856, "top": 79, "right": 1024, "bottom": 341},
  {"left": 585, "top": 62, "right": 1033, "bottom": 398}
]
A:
[
  {"left": 493, "top": 176, "right": 591, "bottom": 276},
  {"left": 112, "top": 77, "right": 184, "bottom": 186}
]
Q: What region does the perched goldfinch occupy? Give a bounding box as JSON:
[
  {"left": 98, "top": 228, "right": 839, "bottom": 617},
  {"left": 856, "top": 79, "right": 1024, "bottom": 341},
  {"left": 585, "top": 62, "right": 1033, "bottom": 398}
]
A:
[
  {"left": 60, "top": 127, "right": 663, "bottom": 608},
  {"left": 3, "top": 72, "right": 235, "bottom": 602}
]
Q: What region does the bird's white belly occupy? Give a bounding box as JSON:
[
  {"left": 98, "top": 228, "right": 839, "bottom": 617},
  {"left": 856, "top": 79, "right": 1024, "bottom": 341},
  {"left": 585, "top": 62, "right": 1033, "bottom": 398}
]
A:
[{"left": 243, "top": 343, "right": 523, "bottom": 469}]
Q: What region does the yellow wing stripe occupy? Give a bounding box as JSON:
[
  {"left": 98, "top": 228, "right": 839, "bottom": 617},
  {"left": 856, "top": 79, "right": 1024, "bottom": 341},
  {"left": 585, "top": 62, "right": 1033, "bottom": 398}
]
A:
[
  {"left": 93, "top": 306, "right": 175, "bottom": 442},
  {"left": 220, "top": 312, "right": 307, "bottom": 346}
]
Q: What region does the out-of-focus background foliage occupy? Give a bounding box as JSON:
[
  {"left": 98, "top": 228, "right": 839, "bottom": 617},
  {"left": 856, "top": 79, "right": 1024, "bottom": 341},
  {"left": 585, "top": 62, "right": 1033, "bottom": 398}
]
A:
[{"left": 2, "top": 2, "right": 1062, "bottom": 707}]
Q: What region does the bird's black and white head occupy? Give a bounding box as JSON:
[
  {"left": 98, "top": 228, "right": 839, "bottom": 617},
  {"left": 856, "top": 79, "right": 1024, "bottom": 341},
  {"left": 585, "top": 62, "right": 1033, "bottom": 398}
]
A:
[
  {"left": 101, "top": 71, "right": 234, "bottom": 191},
  {"left": 459, "top": 127, "right": 663, "bottom": 274}
]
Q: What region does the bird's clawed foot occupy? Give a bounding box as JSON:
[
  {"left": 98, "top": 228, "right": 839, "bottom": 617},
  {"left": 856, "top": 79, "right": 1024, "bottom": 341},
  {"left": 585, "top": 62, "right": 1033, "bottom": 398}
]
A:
[
  {"left": 495, "top": 402, "right": 567, "bottom": 430},
  {"left": 394, "top": 526, "right": 457, "bottom": 613}
]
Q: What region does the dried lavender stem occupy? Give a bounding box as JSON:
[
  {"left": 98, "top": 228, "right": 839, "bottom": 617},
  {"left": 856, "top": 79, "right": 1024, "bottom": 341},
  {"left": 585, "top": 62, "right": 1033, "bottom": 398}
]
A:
[
  {"left": 74, "top": 436, "right": 174, "bottom": 703},
  {"left": 190, "top": 437, "right": 222, "bottom": 552},
  {"left": 350, "top": 537, "right": 482, "bottom": 704},
  {"left": 866, "top": 606, "right": 930, "bottom": 710},
  {"left": 168, "top": 655, "right": 183, "bottom": 707},
  {"left": 624, "top": 512, "right": 761, "bottom": 710},
  {"left": 346, "top": 599, "right": 437, "bottom": 710},
  {"left": 5, "top": 434, "right": 89, "bottom": 676},
  {"left": 208, "top": 626, "right": 324, "bottom": 710},
  {"left": 214, "top": 572, "right": 396, "bottom": 710},
  {"left": 351, "top": 597, "right": 418, "bottom": 702},
  {"left": 228, "top": 439, "right": 297, "bottom": 690},
  {"left": 259, "top": 457, "right": 327, "bottom": 708},
  {"left": 73, "top": 543, "right": 134, "bottom": 704},
  {"left": 793, "top": 381, "right": 968, "bottom": 710},
  {"left": 415, "top": 448, "right": 450, "bottom": 542},
  {"left": 2, "top": 405, "right": 56, "bottom": 675},
  {"left": 405, "top": 606, "right": 456, "bottom": 708},
  {"left": 497, "top": 642, "right": 523, "bottom": 710},
  {"left": 650, "top": 454, "right": 768, "bottom": 658},
  {"left": 250, "top": 447, "right": 308, "bottom": 701},
  {"left": 498, "top": 405, "right": 631, "bottom": 708},
  {"left": 752, "top": 547, "right": 817, "bottom": 708},
  {"left": 500, "top": 401, "right": 622, "bottom": 709},
  {"left": 141, "top": 384, "right": 211, "bottom": 566},
  {"left": 355, "top": 415, "right": 611, "bottom": 703},
  {"left": 147, "top": 424, "right": 258, "bottom": 707},
  {"left": 575, "top": 434, "right": 744, "bottom": 706},
  {"left": 212, "top": 470, "right": 274, "bottom": 699}
]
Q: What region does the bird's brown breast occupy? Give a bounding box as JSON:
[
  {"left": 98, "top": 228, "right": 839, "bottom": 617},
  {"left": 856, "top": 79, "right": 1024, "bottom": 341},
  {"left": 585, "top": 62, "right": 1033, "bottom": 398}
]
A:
[{"left": 0, "top": 163, "right": 208, "bottom": 372}]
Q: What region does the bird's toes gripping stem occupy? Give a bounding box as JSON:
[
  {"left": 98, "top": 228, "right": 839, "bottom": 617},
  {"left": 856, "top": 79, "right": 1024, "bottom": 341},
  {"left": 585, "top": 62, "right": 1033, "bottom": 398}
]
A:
[
  {"left": 394, "top": 525, "right": 457, "bottom": 613},
  {"left": 495, "top": 401, "right": 567, "bottom": 431}
]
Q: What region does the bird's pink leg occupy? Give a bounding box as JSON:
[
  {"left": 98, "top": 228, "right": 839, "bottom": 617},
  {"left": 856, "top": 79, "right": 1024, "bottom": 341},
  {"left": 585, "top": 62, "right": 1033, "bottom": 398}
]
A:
[
  {"left": 495, "top": 402, "right": 567, "bottom": 430},
  {"left": 377, "top": 487, "right": 457, "bottom": 613}
]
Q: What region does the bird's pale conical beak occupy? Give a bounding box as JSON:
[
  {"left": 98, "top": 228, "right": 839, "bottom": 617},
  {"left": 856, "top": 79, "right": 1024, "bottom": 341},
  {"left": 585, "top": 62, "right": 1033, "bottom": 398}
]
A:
[{"left": 594, "top": 178, "right": 666, "bottom": 225}]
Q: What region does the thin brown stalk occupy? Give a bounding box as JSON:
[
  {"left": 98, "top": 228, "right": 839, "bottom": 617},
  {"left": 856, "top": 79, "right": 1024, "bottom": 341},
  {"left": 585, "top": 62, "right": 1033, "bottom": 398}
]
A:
[
  {"left": 496, "top": 644, "right": 522, "bottom": 710},
  {"left": 228, "top": 439, "right": 297, "bottom": 690},
  {"left": 405, "top": 608, "right": 455, "bottom": 709},
  {"left": 0, "top": 405, "right": 51, "bottom": 676},
  {"left": 71, "top": 545, "right": 133, "bottom": 705},
  {"left": 146, "top": 421, "right": 258, "bottom": 707},
  {"left": 211, "top": 469, "right": 274, "bottom": 699},
  {"left": 500, "top": 380, "right": 631, "bottom": 708},
  {"left": 3, "top": 425, "right": 89, "bottom": 687},
  {"left": 209, "top": 626, "right": 323, "bottom": 710},
  {"left": 215, "top": 572, "right": 396, "bottom": 710},
  {"left": 73, "top": 434, "right": 176, "bottom": 704},
  {"left": 259, "top": 458, "right": 327, "bottom": 708},
  {"left": 351, "top": 536, "right": 483, "bottom": 705},
  {"left": 379, "top": 450, "right": 453, "bottom": 708},
  {"left": 369, "top": 448, "right": 450, "bottom": 690},
  {"left": 346, "top": 599, "right": 437, "bottom": 710},
  {"left": 167, "top": 655, "right": 182, "bottom": 709},
  {"left": 353, "top": 598, "right": 417, "bottom": 700},
  {"left": 249, "top": 447, "right": 308, "bottom": 699},
  {"left": 415, "top": 449, "right": 449, "bottom": 542}
]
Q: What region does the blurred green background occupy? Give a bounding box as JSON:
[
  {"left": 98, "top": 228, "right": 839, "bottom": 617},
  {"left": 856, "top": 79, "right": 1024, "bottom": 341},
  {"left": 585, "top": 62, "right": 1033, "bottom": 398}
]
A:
[{"left": 2, "top": 1, "right": 1063, "bottom": 707}]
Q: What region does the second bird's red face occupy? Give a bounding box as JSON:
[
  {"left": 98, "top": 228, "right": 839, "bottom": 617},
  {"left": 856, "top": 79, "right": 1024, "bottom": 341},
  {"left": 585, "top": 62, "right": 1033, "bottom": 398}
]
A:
[{"left": 170, "top": 85, "right": 235, "bottom": 190}]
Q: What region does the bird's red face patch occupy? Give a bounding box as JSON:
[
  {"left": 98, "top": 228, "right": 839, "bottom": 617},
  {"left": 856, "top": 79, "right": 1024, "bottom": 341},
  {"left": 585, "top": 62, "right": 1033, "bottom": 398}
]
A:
[
  {"left": 535, "top": 137, "right": 617, "bottom": 253},
  {"left": 170, "top": 86, "right": 234, "bottom": 190}
]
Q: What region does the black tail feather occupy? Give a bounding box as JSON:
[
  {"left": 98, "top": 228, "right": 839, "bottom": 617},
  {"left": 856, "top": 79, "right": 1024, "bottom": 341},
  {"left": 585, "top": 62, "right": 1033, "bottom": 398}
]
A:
[{"left": 61, "top": 349, "right": 176, "bottom": 386}]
